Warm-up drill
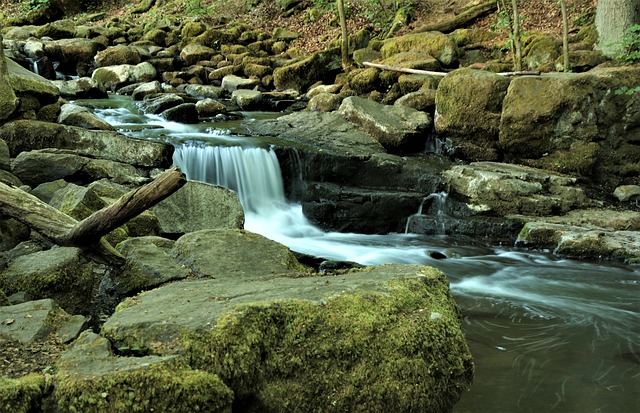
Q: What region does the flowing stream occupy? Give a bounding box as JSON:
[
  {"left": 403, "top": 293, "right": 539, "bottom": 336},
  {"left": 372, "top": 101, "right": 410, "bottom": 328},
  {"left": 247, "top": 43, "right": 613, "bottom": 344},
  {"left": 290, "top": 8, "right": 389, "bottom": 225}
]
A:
[{"left": 82, "top": 95, "right": 639, "bottom": 413}]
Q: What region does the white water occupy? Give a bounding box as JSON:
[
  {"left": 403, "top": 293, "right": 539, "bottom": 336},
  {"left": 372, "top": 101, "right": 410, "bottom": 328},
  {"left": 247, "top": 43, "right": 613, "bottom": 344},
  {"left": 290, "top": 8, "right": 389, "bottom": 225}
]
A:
[{"left": 83, "top": 95, "right": 640, "bottom": 413}]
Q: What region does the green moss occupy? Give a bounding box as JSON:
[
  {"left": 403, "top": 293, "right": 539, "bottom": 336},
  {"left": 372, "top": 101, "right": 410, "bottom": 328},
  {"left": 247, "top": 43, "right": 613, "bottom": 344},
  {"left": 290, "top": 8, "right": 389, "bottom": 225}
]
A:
[
  {"left": 381, "top": 32, "right": 459, "bottom": 66},
  {"left": 185, "top": 268, "right": 473, "bottom": 412},
  {"left": 0, "top": 374, "right": 48, "bottom": 413},
  {"left": 55, "top": 360, "right": 233, "bottom": 413},
  {"left": 348, "top": 67, "right": 380, "bottom": 95}
]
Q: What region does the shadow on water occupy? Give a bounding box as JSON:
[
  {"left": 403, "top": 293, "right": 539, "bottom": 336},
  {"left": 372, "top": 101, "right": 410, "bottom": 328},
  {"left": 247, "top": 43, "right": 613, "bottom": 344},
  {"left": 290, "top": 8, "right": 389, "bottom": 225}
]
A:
[{"left": 87, "top": 95, "right": 640, "bottom": 413}]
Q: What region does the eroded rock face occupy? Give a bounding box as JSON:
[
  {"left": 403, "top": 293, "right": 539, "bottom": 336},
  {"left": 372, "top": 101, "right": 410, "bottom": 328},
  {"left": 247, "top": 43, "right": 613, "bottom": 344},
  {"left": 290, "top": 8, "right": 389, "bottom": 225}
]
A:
[
  {"left": 443, "top": 162, "right": 588, "bottom": 216},
  {"left": 102, "top": 264, "right": 473, "bottom": 412}
]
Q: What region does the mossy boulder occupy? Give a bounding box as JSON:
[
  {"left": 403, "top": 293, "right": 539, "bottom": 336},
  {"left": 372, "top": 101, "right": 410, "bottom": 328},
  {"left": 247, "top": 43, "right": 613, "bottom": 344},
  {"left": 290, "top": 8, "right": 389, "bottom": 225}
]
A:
[
  {"left": 0, "top": 247, "right": 100, "bottom": 315},
  {"left": 379, "top": 51, "right": 442, "bottom": 72},
  {"left": 0, "top": 374, "right": 48, "bottom": 413},
  {"left": 54, "top": 331, "right": 233, "bottom": 413},
  {"left": 181, "top": 21, "right": 207, "bottom": 40},
  {"left": 523, "top": 33, "right": 560, "bottom": 71},
  {"left": 43, "top": 38, "right": 104, "bottom": 76},
  {"left": 180, "top": 44, "right": 216, "bottom": 66},
  {"left": 435, "top": 68, "right": 511, "bottom": 161},
  {"left": 102, "top": 264, "right": 473, "bottom": 412},
  {"left": 273, "top": 47, "right": 342, "bottom": 92},
  {"left": 380, "top": 31, "right": 459, "bottom": 67},
  {"left": 0, "top": 34, "right": 18, "bottom": 121},
  {"left": 499, "top": 66, "right": 640, "bottom": 188},
  {"left": 307, "top": 92, "right": 343, "bottom": 112},
  {"left": 95, "top": 45, "right": 142, "bottom": 67},
  {"left": 347, "top": 67, "right": 380, "bottom": 95}
]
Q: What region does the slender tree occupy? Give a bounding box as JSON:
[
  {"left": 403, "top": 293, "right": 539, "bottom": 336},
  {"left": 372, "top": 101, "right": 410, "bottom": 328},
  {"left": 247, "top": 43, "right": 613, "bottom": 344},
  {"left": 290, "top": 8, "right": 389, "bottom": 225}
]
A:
[
  {"left": 511, "top": 0, "right": 523, "bottom": 71},
  {"left": 560, "top": 0, "right": 570, "bottom": 71},
  {"left": 337, "top": 0, "right": 352, "bottom": 71}
]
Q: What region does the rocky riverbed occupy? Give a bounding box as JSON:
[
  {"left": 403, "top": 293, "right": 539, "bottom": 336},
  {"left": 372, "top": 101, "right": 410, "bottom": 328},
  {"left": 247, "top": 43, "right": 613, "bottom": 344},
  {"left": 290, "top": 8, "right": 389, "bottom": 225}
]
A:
[{"left": 0, "top": 1, "right": 638, "bottom": 412}]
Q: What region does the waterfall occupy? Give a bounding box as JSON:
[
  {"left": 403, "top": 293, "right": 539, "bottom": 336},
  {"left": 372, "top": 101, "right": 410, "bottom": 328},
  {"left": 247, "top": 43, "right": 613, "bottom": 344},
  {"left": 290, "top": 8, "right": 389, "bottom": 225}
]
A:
[
  {"left": 404, "top": 191, "right": 448, "bottom": 235},
  {"left": 173, "top": 142, "right": 286, "bottom": 214}
]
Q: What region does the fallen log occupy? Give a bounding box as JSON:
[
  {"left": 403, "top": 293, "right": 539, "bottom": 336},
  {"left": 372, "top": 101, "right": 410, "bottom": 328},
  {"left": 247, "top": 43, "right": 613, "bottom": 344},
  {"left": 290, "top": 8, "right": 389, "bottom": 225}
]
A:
[
  {"left": 414, "top": 0, "right": 498, "bottom": 34},
  {"left": 362, "top": 61, "right": 540, "bottom": 77},
  {"left": 0, "top": 167, "right": 186, "bottom": 265}
]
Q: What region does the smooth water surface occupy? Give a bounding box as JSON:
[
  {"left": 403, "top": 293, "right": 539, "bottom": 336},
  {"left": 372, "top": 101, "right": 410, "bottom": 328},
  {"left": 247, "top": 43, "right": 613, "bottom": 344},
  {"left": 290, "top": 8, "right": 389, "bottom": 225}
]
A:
[{"left": 83, "top": 95, "right": 640, "bottom": 412}]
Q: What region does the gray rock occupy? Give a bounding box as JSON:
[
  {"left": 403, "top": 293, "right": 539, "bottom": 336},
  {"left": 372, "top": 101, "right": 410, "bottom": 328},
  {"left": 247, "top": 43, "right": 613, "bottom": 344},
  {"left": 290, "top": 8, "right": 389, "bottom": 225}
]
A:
[
  {"left": 339, "top": 96, "right": 432, "bottom": 152},
  {"left": 0, "top": 298, "right": 86, "bottom": 343},
  {"left": 113, "top": 236, "right": 190, "bottom": 296},
  {"left": 49, "top": 183, "right": 108, "bottom": 220},
  {"left": 153, "top": 181, "right": 244, "bottom": 235},
  {"left": 613, "top": 185, "right": 640, "bottom": 202},
  {"left": 185, "top": 84, "right": 224, "bottom": 99},
  {"left": 31, "top": 180, "right": 69, "bottom": 203},
  {"left": 231, "top": 89, "right": 262, "bottom": 110},
  {"left": 170, "top": 229, "right": 306, "bottom": 279},
  {"left": 139, "top": 93, "right": 184, "bottom": 114},
  {"left": 307, "top": 92, "right": 342, "bottom": 112},
  {"left": 52, "top": 77, "right": 108, "bottom": 99},
  {"left": 131, "top": 80, "right": 163, "bottom": 100},
  {"left": 91, "top": 62, "right": 157, "bottom": 90},
  {"left": 43, "top": 38, "right": 104, "bottom": 75},
  {"left": 221, "top": 74, "right": 260, "bottom": 93},
  {"left": 0, "top": 120, "right": 173, "bottom": 168},
  {"left": 101, "top": 264, "right": 472, "bottom": 412},
  {"left": 58, "top": 103, "right": 115, "bottom": 131},
  {"left": 443, "top": 162, "right": 588, "bottom": 216},
  {"left": 0, "top": 219, "right": 30, "bottom": 252},
  {"left": 195, "top": 98, "right": 227, "bottom": 117}
]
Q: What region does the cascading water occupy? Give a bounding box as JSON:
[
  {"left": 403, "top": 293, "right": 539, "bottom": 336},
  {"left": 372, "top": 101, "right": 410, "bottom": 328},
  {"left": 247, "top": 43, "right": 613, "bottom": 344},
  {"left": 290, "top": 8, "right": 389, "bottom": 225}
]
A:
[
  {"left": 84, "top": 95, "right": 640, "bottom": 413},
  {"left": 404, "top": 191, "right": 448, "bottom": 235}
]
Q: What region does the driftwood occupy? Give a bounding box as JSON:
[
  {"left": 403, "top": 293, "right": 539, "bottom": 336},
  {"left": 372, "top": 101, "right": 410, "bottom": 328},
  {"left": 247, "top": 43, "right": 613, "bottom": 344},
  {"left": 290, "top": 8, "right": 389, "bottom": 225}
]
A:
[
  {"left": 362, "top": 61, "right": 540, "bottom": 77},
  {"left": 414, "top": 0, "right": 498, "bottom": 34},
  {"left": 0, "top": 167, "right": 186, "bottom": 265}
]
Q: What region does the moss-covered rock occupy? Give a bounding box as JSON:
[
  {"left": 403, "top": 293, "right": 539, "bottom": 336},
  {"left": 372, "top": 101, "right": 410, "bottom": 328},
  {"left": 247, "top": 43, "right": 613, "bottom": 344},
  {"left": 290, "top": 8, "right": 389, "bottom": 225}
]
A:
[
  {"left": 273, "top": 48, "right": 342, "bottom": 92},
  {"left": 102, "top": 264, "right": 473, "bottom": 412},
  {"left": 379, "top": 51, "right": 442, "bottom": 71},
  {"left": 0, "top": 34, "right": 18, "bottom": 121},
  {"left": 0, "top": 374, "right": 48, "bottom": 413},
  {"left": 381, "top": 31, "right": 459, "bottom": 67},
  {"left": 435, "top": 68, "right": 511, "bottom": 161},
  {"left": 523, "top": 33, "right": 560, "bottom": 71},
  {"left": 347, "top": 67, "right": 380, "bottom": 95},
  {"left": 54, "top": 331, "right": 233, "bottom": 413}
]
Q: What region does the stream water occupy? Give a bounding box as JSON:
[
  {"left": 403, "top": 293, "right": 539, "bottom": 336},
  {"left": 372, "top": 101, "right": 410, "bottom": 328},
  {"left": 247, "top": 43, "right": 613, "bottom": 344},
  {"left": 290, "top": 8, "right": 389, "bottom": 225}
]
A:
[{"left": 81, "top": 95, "right": 639, "bottom": 412}]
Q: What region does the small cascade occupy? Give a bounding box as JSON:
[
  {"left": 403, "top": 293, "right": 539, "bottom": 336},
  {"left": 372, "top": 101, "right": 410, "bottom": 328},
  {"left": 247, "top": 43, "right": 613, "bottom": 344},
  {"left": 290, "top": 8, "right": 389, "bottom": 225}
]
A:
[
  {"left": 30, "top": 58, "right": 40, "bottom": 76},
  {"left": 404, "top": 191, "right": 448, "bottom": 235},
  {"left": 172, "top": 142, "right": 286, "bottom": 214}
]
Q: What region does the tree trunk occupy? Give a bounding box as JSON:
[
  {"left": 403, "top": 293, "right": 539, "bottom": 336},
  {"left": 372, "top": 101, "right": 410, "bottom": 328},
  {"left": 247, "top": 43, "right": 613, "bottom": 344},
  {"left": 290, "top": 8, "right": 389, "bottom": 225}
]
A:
[
  {"left": 0, "top": 167, "right": 186, "bottom": 265},
  {"left": 511, "top": 0, "right": 523, "bottom": 71},
  {"left": 560, "top": 0, "right": 570, "bottom": 71},
  {"left": 337, "top": 0, "right": 351, "bottom": 71},
  {"left": 415, "top": 0, "right": 497, "bottom": 33},
  {"left": 595, "top": 0, "right": 640, "bottom": 57}
]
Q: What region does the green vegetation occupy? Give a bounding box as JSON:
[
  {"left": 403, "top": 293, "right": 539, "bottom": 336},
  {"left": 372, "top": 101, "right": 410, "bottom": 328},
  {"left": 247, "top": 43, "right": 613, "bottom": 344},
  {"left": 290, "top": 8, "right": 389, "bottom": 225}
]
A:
[
  {"left": 613, "top": 24, "right": 640, "bottom": 65},
  {"left": 358, "top": 0, "right": 414, "bottom": 33}
]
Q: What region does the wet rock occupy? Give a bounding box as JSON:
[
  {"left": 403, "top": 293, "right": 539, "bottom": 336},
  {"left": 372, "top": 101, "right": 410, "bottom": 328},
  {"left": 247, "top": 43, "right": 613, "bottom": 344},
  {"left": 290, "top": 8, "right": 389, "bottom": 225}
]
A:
[
  {"left": 0, "top": 120, "right": 173, "bottom": 168},
  {"left": 54, "top": 331, "right": 233, "bottom": 413},
  {"left": 131, "top": 80, "right": 163, "bottom": 100},
  {"left": 160, "top": 102, "right": 199, "bottom": 123},
  {"left": 435, "top": 68, "right": 511, "bottom": 161},
  {"left": 101, "top": 264, "right": 472, "bottom": 412},
  {"left": 139, "top": 93, "right": 184, "bottom": 114},
  {"left": 338, "top": 96, "right": 432, "bottom": 153},
  {"left": 195, "top": 98, "right": 227, "bottom": 117},
  {"left": 443, "top": 162, "right": 588, "bottom": 216},
  {"left": 231, "top": 89, "right": 263, "bottom": 110},
  {"left": 152, "top": 181, "right": 244, "bottom": 236},
  {"left": 184, "top": 84, "right": 224, "bottom": 99},
  {"left": 91, "top": 62, "right": 157, "bottom": 90},
  {"left": 43, "top": 38, "right": 104, "bottom": 76},
  {"left": 52, "top": 77, "right": 108, "bottom": 99},
  {"left": 302, "top": 182, "right": 425, "bottom": 233},
  {"left": 58, "top": 103, "right": 115, "bottom": 131}
]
